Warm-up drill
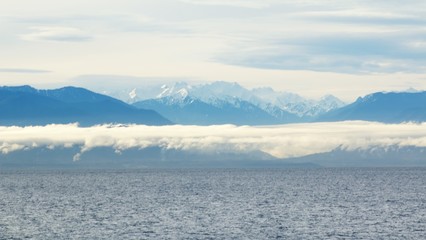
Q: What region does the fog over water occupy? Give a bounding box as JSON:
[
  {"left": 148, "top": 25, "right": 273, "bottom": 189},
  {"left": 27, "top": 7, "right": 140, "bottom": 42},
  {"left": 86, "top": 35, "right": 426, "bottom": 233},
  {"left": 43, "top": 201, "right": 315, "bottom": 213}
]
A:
[{"left": 1, "top": 121, "right": 426, "bottom": 160}]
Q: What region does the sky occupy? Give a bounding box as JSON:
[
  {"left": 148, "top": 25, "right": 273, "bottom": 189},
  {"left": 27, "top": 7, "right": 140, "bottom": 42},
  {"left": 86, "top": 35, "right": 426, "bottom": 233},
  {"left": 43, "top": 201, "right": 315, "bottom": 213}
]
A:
[
  {"left": 1, "top": 0, "right": 426, "bottom": 101},
  {"left": 2, "top": 121, "right": 426, "bottom": 161}
]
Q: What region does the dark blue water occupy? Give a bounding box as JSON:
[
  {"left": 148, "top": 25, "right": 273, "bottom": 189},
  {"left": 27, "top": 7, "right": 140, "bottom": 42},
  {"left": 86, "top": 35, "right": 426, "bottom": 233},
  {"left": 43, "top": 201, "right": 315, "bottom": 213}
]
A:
[{"left": 1, "top": 168, "right": 425, "bottom": 239}]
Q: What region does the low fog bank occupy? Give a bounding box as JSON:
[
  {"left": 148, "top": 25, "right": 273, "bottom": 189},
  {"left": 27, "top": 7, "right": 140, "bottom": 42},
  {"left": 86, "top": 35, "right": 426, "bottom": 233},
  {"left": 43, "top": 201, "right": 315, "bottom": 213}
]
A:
[{"left": 1, "top": 121, "right": 426, "bottom": 168}]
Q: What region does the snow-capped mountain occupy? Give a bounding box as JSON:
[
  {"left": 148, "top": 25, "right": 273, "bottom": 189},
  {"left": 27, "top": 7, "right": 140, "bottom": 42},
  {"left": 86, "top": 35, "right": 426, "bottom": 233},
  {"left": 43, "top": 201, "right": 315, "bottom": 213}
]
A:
[
  {"left": 123, "top": 81, "right": 346, "bottom": 121},
  {"left": 251, "top": 87, "right": 346, "bottom": 117},
  {"left": 133, "top": 94, "right": 299, "bottom": 125}
]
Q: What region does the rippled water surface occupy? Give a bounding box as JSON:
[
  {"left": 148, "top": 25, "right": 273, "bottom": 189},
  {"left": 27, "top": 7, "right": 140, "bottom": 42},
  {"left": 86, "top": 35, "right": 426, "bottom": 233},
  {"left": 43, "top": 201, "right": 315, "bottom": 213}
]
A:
[{"left": 1, "top": 168, "right": 425, "bottom": 239}]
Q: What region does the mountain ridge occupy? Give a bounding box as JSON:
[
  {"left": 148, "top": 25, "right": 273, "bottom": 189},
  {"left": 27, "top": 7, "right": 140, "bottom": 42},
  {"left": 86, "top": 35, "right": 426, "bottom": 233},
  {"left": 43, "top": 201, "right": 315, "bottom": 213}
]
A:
[
  {"left": 0, "top": 85, "right": 171, "bottom": 126},
  {"left": 127, "top": 81, "right": 345, "bottom": 125},
  {"left": 133, "top": 95, "right": 298, "bottom": 125},
  {"left": 102, "top": 81, "right": 346, "bottom": 118},
  {"left": 318, "top": 91, "right": 426, "bottom": 123},
  {"left": 2, "top": 84, "right": 426, "bottom": 126}
]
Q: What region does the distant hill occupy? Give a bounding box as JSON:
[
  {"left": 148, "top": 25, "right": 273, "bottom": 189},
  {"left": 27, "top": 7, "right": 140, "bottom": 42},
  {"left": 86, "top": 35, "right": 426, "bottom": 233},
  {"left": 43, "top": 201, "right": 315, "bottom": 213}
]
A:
[
  {"left": 0, "top": 85, "right": 171, "bottom": 126},
  {"left": 318, "top": 91, "right": 426, "bottom": 123},
  {"left": 0, "top": 145, "right": 318, "bottom": 169},
  {"left": 1, "top": 143, "right": 424, "bottom": 168},
  {"left": 287, "top": 145, "right": 426, "bottom": 167}
]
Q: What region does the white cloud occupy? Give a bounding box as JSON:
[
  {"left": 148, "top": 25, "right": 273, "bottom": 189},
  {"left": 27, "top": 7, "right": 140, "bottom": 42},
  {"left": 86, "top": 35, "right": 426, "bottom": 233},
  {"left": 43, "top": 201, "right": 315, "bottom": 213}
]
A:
[
  {"left": 180, "top": 0, "right": 270, "bottom": 9},
  {"left": 1, "top": 121, "right": 426, "bottom": 161},
  {"left": 0, "top": 68, "right": 50, "bottom": 73},
  {"left": 1, "top": 0, "right": 426, "bottom": 99},
  {"left": 21, "top": 26, "right": 92, "bottom": 42}
]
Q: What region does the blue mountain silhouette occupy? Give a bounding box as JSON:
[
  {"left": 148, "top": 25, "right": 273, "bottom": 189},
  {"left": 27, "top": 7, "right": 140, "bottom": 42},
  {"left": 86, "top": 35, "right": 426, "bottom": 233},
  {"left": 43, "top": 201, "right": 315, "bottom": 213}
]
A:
[
  {"left": 0, "top": 85, "right": 171, "bottom": 126},
  {"left": 319, "top": 91, "right": 426, "bottom": 123}
]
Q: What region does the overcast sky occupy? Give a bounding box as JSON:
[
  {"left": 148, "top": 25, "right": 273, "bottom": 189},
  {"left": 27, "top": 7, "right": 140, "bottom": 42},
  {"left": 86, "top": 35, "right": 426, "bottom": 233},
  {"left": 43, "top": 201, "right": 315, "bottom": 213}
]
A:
[{"left": 1, "top": 0, "right": 426, "bottom": 100}]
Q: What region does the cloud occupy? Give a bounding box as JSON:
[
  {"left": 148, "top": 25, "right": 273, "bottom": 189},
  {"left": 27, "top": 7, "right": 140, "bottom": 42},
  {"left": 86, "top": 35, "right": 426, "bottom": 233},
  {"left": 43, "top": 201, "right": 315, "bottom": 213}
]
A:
[
  {"left": 294, "top": 10, "right": 426, "bottom": 25},
  {"left": 180, "top": 0, "right": 270, "bottom": 9},
  {"left": 0, "top": 68, "right": 50, "bottom": 73},
  {"left": 12, "top": 14, "right": 181, "bottom": 34},
  {"left": 218, "top": 31, "right": 426, "bottom": 74},
  {"left": 21, "top": 26, "right": 92, "bottom": 42},
  {"left": 2, "top": 0, "right": 426, "bottom": 99},
  {"left": 1, "top": 121, "right": 426, "bottom": 161}
]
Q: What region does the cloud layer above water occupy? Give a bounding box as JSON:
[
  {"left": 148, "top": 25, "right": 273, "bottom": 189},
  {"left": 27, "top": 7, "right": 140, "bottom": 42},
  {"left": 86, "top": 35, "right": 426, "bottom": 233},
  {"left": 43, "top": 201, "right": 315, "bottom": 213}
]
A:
[{"left": 1, "top": 121, "right": 426, "bottom": 161}]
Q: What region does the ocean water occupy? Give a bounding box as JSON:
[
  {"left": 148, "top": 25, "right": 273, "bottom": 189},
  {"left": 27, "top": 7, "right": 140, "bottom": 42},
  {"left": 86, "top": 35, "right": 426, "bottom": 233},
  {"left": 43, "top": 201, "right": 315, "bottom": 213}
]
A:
[{"left": 0, "top": 168, "right": 425, "bottom": 239}]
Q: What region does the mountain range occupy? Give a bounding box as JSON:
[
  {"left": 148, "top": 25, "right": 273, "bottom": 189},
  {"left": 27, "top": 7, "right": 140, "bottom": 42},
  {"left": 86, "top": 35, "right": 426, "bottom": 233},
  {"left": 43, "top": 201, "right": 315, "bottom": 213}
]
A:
[
  {"left": 127, "top": 82, "right": 426, "bottom": 124},
  {"left": 126, "top": 81, "right": 346, "bottom": 125},
  {"left": 1, "top": 83, "right": 426, "bottom": 126},
  {"left": 0, "top": 85, "right": 170, "bottom": 126},
  {"left": 319, "top": 91, "right": 426, "bottom": 123},
  {"left": 1, "top": 84, "right": 426, "bottom": 168}
]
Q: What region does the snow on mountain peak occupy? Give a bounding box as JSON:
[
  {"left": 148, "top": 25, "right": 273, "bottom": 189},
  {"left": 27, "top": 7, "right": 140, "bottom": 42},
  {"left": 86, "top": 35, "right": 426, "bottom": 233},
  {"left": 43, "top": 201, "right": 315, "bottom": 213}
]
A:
[
  {"left": 177, "top": 88, "right": 189, "bottom": 98},
  {"left": 156, "top": 82, "right": 191, "bottom": 99},
  {"left": 106, "top": 81, "right": 346, "bottom": 118},
  {"left": 319, "top": 94, "right": 346, "bottom": 107},
  {"left": 157, "top": 87, "right": 170, "bottom": 98},
  {"left": 129, "top": 88, "right": 137, "bottom": 99}
]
